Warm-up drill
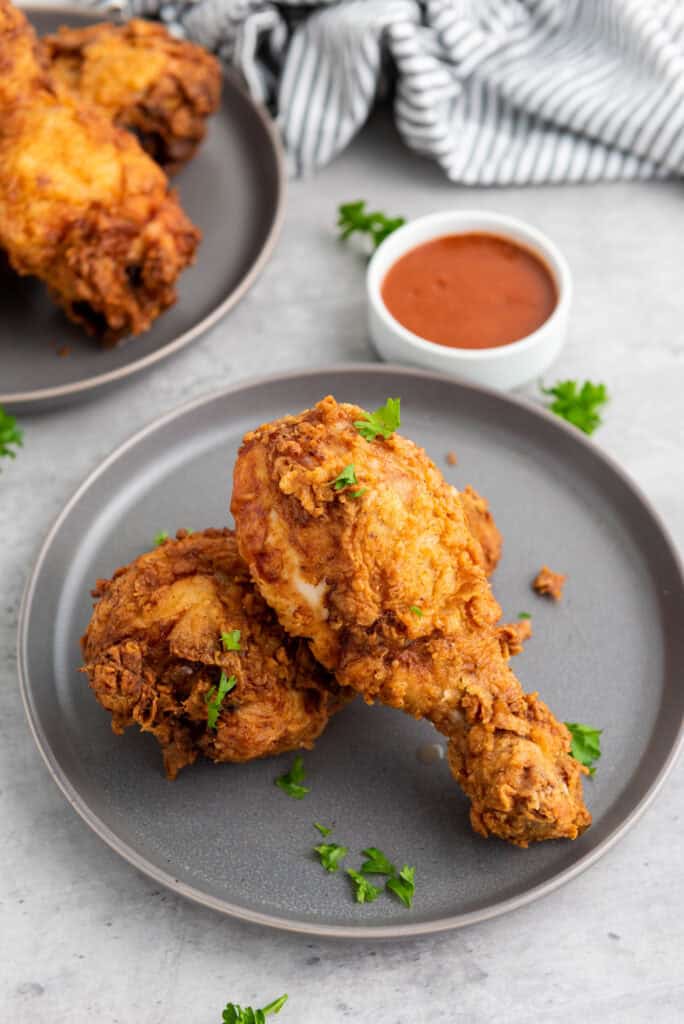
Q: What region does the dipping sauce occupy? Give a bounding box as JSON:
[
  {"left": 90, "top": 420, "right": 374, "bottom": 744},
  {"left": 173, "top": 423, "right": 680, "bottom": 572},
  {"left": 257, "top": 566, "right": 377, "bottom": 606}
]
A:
[{"left": 381, "top": 232, "right": 557, "bottom": 350}]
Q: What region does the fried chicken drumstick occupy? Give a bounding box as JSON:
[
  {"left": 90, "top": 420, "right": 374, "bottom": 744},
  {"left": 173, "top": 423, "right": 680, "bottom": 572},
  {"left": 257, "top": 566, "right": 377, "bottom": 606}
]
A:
[
  {"left": 82, "top": 529, "right": 348, "bottom": 779},
  {"left": 43, "top": 19, "right": 221, "bottom": 174},
  {"left": 232, "top": 397, "right": 591, "bottom": 846},
  {"left": 0, "top": 0, "right": 199, "bottom": 341}
]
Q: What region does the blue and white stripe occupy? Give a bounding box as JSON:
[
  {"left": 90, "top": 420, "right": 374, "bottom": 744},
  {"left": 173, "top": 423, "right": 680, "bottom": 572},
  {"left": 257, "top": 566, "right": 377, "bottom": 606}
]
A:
[{"left": 97, "top": 0, "right": 684, "bottom": 183}]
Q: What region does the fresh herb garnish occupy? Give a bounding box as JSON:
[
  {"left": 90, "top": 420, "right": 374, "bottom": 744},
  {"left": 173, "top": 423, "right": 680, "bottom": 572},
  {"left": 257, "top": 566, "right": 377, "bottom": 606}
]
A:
[
  {"left": 354, "top": 398, "right": 401, "bottom": 441},
  {"left": 347, "top": 869, "right": 381, "bottom": 904},
  {"left": 565, "top": 722, "right": 602, "bottom": 775},
  {"left": 314, "top": 843, "right": 348, "bottom": 873},
  {"left": 541, "top": 380, "right": 609, "bottom": 435},
  {"left": 0, "top": 406, "right": 23, "bottom": 466},
  {"left": 154, "top": 531, "right": 169, "bottom": 546},
  {"left": 222, "top": 994, "right": 288, "bottom": 1024},
  {"left": 409, "top": 605, "right": 423, "bottom": 617},
  {"left": 349, "top": 488, "right": 367, "bottom": 499},
  {"left": 222, "top": 629, "right": 242, "bottom": 651},
  {"left": 360, "top": 847, "right": 396, "bottom": 877},
  {"left": 386, "top": 865, "right": 416, "bottom": 908},
  {"left": 205, "top": 671, "right": 236, "bottom": 730},
  {"left": 313, "top": 822, "right": 332, "bottom": 837},
  {"left": 518, "top": 611, "right": 532, "bottom": 620},
  {"left": 275, "top": 755, "right": 309, "bottom": 799},
  {"left": 331, "top": 464, "right": 358, "bottom": 490},
  {"left": 337, "top": 200, "right": 405, "bottom": 251},
  {"left": 359, "top": 848, "right": 415, "bottom": 908}
]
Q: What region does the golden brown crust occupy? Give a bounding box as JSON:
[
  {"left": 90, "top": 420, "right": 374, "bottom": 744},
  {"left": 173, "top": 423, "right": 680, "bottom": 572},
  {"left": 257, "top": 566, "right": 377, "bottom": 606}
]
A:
[
  {"left": 43, "top": 19, "right": 222, "bottom": 174},
  {"left": 82, "top": 528, "right": 348, "bottom": 779},
  {"left": 232, "top": 396, "right": 590, "bottom": 846},
  {"left": 0, "top": 1, "right": 199, "bottom": 342}
]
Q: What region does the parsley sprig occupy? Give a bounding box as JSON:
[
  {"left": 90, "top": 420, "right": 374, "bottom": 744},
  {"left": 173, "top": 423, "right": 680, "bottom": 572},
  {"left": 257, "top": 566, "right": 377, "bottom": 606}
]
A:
[
  {"left": 205, "top": 671, "right": 236, "bottom": 730},
  {"left": 275, "top": 755, "right": 309, "bottom": 799},
  {"left": 541, "top": 380, "right": 609, "bottom": 435},
  {"left": 565, "top": 722, "right": 602, "bottom": 775},
  {"left": 222, "top": 994, "right": 288, "bottom": 1024},
  {"left": 337, "top": 200, "right": 405, "bottom": 251},
  {"left": 0, "top": 407, "right": 23, "bottom": 466},
  {"left": 354, "top": 398, "right": 401, "bottom": 441},
  {"left": 314, "top": 843, "right": 348, "bottom": 872},
  {"left": 154, "top": 531, "right": 169, "bottom": 546},
  {"left": 222, "top": 629, "right": 242, "bottom": 651}
]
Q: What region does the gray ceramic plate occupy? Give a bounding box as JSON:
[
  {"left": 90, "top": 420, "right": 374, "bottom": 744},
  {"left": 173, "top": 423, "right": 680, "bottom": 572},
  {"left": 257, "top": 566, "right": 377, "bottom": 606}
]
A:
[
  {"left": 18, "top": 366, "right": 684, "bottom": 938},
  {"left": 1, "top": 7, "right": 284, "bottom": 413}
]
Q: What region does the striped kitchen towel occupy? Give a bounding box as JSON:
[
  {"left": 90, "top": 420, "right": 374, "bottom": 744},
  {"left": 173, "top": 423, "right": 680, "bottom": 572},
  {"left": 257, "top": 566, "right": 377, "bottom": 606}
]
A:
[{"left": 97, "top": 0, "right": 684, "bottom": 183}]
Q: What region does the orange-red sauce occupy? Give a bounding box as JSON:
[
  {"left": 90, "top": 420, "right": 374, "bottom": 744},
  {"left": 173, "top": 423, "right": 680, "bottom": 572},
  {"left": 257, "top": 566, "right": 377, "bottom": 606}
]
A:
[{"left": 381, "top": 232, "right": 557, "bottom": 350}]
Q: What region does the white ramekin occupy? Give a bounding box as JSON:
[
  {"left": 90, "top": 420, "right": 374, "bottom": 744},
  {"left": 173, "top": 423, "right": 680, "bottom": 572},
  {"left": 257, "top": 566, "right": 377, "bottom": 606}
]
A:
[{"left": 367, "top": 210, "right": 572, "bottom": 391}]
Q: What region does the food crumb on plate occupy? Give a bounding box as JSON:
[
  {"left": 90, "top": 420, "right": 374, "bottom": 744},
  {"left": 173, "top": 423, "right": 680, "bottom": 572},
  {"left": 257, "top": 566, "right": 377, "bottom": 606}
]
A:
[
  {"left": 446, "top": 450, "right": 458, "bottom": 466},
  {"left": 533, "top": 565, "right": 566, "bottom": 601}
]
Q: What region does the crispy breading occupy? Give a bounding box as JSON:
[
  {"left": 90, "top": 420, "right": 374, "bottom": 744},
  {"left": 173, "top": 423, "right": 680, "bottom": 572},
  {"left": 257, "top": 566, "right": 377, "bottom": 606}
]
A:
[
  {"left": 232, "top": 396, "right": 590, "bottom": 846},
  {"left": 461, "top": 484, "right": 502, "bottom": 576},
  {"left": 533, "top": 565, "right": 566, "bottom": 601},
  {"left": 0, "top": 0, "right": 199, "bottom": 342},
  {"left": 81, "top": 529, "right": 348, "bottom": 779},
  {"left": 498, "top": 617, "right": 532, "bottom": 657},
  {"left": 43, "top": 19, "right": 221, "bottom": 174}
]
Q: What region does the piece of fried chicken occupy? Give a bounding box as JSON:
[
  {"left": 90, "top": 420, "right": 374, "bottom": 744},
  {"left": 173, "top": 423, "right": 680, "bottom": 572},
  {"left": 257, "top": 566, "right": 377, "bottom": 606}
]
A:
[
  {"left": 232, "top": 397, "right": 590, "bottom": 846},
  {"left": 0, "top": 0, "right": 199, "bottom": 342},
  {"left": 82, "top": 529, "right": 348, "bottom": 779},
  {"left": 42, "top": 19, "right": 221, "bottom": 174}
]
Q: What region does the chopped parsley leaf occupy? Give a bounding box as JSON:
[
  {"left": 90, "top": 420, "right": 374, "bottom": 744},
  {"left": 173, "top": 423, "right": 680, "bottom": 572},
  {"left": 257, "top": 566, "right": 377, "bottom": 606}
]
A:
[
  {"left": 386, "top": 865, "right": 415, "bottom": 908},
  {"left": 0, "top": 406, "right": 23, "bottom": 465},
  {"left": 222, "top": 629, "right": 242, "bottom": 651},
  {"left": 222, "top": 993, "right": 288, "bottom": 1023},
  {"left": 518, "top": 612, "right": 532, "bottom": 620},
  {"left": 205, "top": 671, "right": 236, "bottom": 730},
  {"left": 275, "top": 755, "right": 309, "bottom": 799},
  {"left": 360, "top": 847, "right": 396, "bottom": 877},
  {"left": 313, "top": 822, "right": 332, "bottom": 837},
  {"left": 314, "top": 843, "right": 348, "bottom": 873},
  {"left": 331, "top": 464, "right": 358, "bottom": 490},
  {"left": 410, "top": 605, "right": 423, "bottom": 617},
  {"left": 154, "top": 531, "right": 169, "bottom": 546},
  {"left": 337, "top": 200, "right": 405, "bottom": 251},
  {"left": 354, "top": 398, "right": 401, "bottom": 441},
  {"left": 541, "top": 380, "right": 609, "bottom": 435},
  {"left": 565, "top": 722, "right": 602, "bottom": 775},
  {"left": 347, "top": 869, "right": 381, "bottom": 904}
]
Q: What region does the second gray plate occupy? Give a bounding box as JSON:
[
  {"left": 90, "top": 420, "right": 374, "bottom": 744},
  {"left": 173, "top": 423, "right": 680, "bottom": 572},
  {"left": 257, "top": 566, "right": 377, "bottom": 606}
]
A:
[
  {"left": 18, "top": 366, "right": 684, "bottom": 937},
  {"left": 1, "top": 8, "right": 284, "bottom": 412}
]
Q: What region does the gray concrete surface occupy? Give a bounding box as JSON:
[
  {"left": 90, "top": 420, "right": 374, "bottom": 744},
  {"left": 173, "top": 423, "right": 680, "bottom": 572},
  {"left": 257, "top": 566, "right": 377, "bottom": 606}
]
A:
[{"left": 1, "top": 107, "right": 683, "bottom": 1023}]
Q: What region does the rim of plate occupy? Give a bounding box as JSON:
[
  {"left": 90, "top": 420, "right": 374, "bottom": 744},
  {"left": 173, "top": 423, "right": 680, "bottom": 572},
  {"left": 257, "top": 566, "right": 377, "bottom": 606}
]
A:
[
  {"left": 17, "top": 364, "right": 684, "bottom": 939},
  {"left": 1, "top": 5, "right": 287, "bottom": 408}
]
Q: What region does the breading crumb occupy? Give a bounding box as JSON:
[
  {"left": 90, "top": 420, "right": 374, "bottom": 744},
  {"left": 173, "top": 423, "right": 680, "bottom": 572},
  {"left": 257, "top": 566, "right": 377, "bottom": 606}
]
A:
[
  {"left": 446, "top": 450, "right": 458, "bottom": 466},
  {"left": 533, "top": 566, "right": 566, "bottom": 601}
]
